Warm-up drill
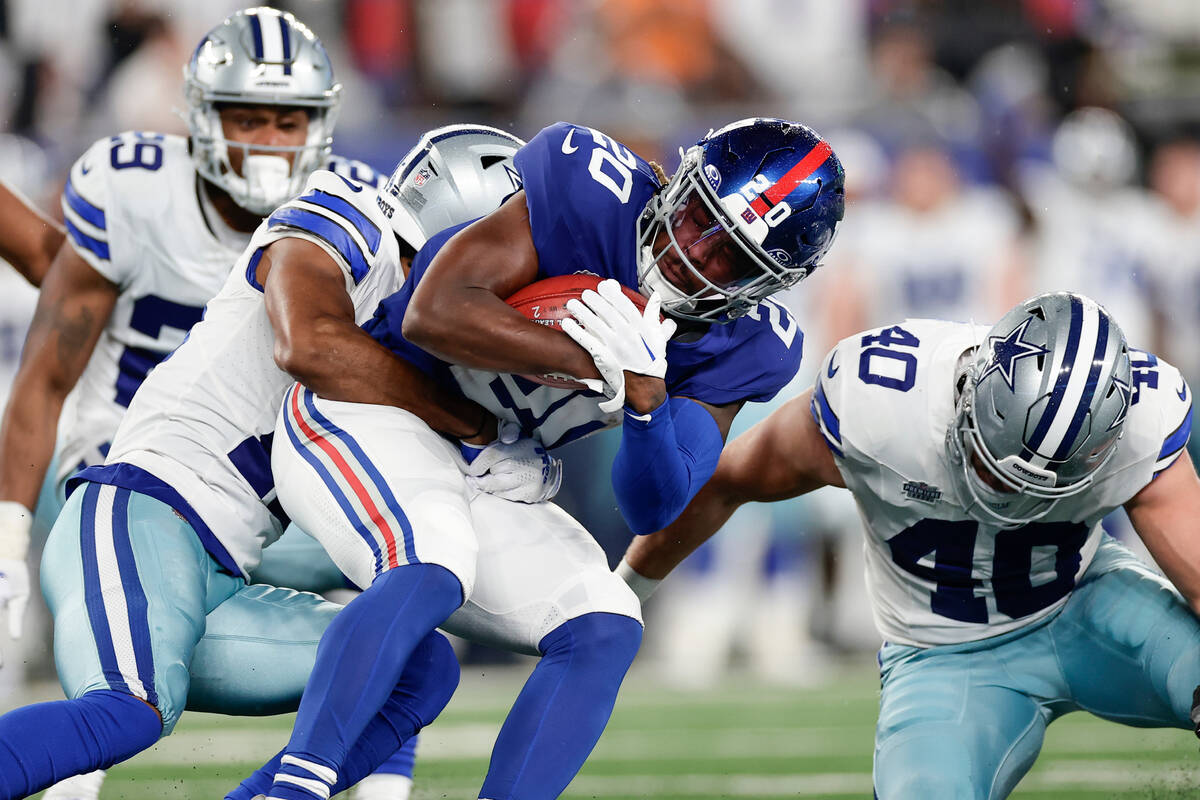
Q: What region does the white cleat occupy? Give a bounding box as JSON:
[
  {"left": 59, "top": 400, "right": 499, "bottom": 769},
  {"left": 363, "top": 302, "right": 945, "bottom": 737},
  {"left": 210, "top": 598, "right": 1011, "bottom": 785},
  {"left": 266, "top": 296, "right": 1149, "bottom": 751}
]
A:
[
  {"left": 350, "top": 773, "right": 413, "bottom": 800},
  {"left": 41, "top": 770, "right": 107, "bottom": 800}
]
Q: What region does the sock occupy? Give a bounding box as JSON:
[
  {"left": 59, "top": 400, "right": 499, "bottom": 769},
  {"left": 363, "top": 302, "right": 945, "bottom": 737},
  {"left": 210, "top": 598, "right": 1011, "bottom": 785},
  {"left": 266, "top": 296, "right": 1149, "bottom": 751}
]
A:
[
  {"left": 0, "top": 690, "right": 161, "bottom": 799},
  {"left": 41, "top": 770, "right": 107, "bottom": 800},
  {"left": 370, "top": 735, "right": 417, "bottom": 778},
  {"left": 267, "top": 564, "right": 462, "bottom": 800},
  {"left": 479, "top": 613, "right": 642, "bottom": 800}
]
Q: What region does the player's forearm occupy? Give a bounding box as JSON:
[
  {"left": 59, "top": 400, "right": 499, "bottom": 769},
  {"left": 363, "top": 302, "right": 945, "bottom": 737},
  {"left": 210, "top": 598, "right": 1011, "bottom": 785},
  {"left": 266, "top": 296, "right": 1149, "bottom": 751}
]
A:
[
  {"left": 0, "top": 386, "right": 64, "bottom": 510},
  {"left": 277, "top": 319, "right": 494, "bottom": 441},
  {"left": 624, "top": 477, "right": 744, "bottom": 580},
  {"left": 403, "top": 289, "right": 601, "bottom": 381}
]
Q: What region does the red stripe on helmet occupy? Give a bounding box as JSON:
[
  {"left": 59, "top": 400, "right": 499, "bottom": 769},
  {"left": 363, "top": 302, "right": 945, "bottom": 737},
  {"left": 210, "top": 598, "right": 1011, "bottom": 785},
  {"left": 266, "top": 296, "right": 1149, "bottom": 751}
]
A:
[{"left": 749, "top": 140, "right": 833, "bottom": 216}]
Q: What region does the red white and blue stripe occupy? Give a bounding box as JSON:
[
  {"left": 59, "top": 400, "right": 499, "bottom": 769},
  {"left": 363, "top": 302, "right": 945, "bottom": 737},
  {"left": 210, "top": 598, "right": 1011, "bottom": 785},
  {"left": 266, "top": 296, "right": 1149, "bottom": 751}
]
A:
[
  {"left": 279, "top": 384, "right": 417, "bottom": 577},
  {"left": 79, "top": 482, "right": 158, "bottom": 708}
]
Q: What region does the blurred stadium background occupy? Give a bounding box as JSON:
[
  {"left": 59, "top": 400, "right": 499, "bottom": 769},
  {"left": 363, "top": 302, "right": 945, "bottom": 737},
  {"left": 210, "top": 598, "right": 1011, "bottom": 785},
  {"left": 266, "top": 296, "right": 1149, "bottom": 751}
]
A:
[{"left": 4, "top": 0, "right": 1200, "bottom": 796}]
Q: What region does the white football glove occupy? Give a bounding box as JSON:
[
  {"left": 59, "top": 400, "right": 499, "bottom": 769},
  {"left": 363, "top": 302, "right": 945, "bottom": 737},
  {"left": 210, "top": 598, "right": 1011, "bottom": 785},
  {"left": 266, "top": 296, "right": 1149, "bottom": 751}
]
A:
[
  {"left": 460, "top": 421, "right": 563, "bottom": 504},
  {"left": 561, "top": 279, "right": 677, "bottom": 413},
  {"left": 0, "top": 501, "right": 32, "bottom": 663}
]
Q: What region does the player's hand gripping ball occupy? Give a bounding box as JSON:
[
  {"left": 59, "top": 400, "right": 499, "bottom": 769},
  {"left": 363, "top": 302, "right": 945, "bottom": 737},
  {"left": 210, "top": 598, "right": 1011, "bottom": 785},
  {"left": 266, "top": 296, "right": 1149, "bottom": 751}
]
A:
[{"left": 504, "top": 274, "right": 649, "bottom": 391}]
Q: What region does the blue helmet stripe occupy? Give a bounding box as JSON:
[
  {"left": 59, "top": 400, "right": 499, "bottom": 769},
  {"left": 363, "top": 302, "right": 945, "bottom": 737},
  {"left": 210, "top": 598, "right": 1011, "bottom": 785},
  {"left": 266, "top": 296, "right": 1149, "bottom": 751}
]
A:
[
  {"left": 278, "top": 14, "right": 292, "bottom": 75},
  {"left": 248, "top": 12, "right": 265, "bottom": 59},
  {"left": 1052, "top": 305, "right": 1109, "bottom": 461},
  {"left": 1026, "top": 295, "right": 1083, "bottom": 455}
]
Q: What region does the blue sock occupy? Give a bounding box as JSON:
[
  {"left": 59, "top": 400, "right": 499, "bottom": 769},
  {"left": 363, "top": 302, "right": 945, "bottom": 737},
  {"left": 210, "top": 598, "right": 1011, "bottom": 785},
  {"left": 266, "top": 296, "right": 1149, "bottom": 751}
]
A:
[
  {"left": 479, "top": 613, "right": 642, "bottom": 800},
  {"left": 266, "top": 564, "right": 461, "bottom": 800},
  {"left": 373, "top": 735, "right": 417, "bottom": 778},
  {"left": 0, "top": 689, "right": 162, "bottom": 799}
]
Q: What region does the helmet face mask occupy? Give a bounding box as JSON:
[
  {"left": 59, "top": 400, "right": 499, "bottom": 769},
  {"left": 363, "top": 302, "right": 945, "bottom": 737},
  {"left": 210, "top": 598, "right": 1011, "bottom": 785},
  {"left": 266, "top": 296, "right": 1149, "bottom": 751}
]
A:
[
  {"left": 637, "top": 118, "right": 844, "bottom": 323},
  {"left": 947, "top": 292, "right": 1132, "bottom": 527},
  {"left": 184, "top": 7, "right": 342, "bottom": 215}
]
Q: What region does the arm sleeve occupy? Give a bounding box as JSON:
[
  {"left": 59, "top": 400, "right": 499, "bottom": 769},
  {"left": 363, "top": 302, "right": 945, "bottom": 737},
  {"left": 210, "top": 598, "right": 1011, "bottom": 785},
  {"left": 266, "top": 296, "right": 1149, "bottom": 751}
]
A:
[{"left": 610, "top": 396, "right": 724, "bottom": 535}]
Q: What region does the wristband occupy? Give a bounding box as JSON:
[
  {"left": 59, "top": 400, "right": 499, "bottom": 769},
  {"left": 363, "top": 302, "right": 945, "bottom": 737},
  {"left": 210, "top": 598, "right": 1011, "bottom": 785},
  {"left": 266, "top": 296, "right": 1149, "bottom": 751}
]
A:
[{"left": 615, "top": 557, "right": 661, "bottom": 603}]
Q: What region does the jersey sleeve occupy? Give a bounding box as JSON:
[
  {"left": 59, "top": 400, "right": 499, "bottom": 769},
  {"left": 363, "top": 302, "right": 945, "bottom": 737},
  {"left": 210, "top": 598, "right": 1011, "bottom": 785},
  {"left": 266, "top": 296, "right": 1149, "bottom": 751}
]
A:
[
  {"left": 261, "top": 169, "right": 391, "bottom": 292},
  {"left": 666, "top": 300, "right": 804, "bottom": 405},
  {"left": 326, "top": 155, "right": 387, "bottom": 190},
  {"left": 514, "top": 122, "right": 655, "bottom": 288},
  {"left": 61, "top": 137, "right": 125, "bottom": 284}
]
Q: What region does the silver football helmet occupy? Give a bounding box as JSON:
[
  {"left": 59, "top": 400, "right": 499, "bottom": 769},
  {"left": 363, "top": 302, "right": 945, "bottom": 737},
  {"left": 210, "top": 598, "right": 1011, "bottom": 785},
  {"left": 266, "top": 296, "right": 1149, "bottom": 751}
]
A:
[
  {"left": 378, "top": 124, "right": 525, "bottom": 252},
  {"left": 183, "top": 7, "right": 341, "bottom": 215},
  {"left": 949, "top": 292, "right": 1132, "bottom": 527},
  {"left": 1051, "top": 107, "right": 1138, "bottom": 190}
]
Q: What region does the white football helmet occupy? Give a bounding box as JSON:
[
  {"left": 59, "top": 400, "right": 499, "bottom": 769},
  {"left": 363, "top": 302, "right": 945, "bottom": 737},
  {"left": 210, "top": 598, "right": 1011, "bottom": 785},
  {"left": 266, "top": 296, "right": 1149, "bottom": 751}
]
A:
[{"left": 183, "top": 7, "right": 341, "bottom": 214}]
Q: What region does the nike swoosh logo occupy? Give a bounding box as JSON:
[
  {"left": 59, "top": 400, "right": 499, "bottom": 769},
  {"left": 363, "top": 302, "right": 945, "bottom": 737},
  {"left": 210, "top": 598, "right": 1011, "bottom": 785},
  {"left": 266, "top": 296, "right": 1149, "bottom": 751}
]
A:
[
  {"left": 80, "top": 161, "right": 92, "bottom": 175},
  {"left": 827, "top": 353, "right": 839, "bottom": 379},
  {"left": 1178, "top": 378, "right": 1188, "bottom": 401},
  {"left": 336, "top": 174, "right": 363, "bottom": 193},
  {"left": 561, "top": 129, "right": 578, "bottom": 154}
]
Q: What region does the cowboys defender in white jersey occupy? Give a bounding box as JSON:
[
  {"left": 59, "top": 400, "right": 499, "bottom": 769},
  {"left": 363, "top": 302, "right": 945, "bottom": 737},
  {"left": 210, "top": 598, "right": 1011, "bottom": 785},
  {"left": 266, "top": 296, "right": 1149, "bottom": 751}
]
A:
[
  {"left": 0, "top": 5, "right": 383, "bottom": 642},
  {"left": 0, "top": 121, "right": 524, "bottom": 800},
  {"left": 0, "top": 9, "right": 383, "bottom": 799},
  {"left": 621, "top": 292, "right": 1200, "bottom": 799}
]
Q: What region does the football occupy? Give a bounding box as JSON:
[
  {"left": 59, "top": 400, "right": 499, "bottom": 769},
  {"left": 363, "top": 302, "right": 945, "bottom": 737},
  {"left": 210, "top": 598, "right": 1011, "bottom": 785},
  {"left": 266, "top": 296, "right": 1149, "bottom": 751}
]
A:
[{"left": 505, "top": 274, "right": 648, "bottom": 390}]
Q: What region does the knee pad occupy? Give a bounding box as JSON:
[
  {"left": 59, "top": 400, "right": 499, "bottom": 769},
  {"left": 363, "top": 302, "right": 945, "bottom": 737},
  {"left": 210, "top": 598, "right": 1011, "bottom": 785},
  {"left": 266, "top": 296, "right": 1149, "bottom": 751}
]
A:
[{"left": 539, "top": 612, "right": 642, "bottom": 672}]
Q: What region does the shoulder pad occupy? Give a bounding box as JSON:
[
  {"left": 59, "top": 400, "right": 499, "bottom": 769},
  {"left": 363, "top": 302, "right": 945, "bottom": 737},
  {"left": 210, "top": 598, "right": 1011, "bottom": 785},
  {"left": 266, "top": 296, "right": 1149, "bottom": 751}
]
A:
[{"left": 266, "top": 169, "right": 392, "bottom": 286}]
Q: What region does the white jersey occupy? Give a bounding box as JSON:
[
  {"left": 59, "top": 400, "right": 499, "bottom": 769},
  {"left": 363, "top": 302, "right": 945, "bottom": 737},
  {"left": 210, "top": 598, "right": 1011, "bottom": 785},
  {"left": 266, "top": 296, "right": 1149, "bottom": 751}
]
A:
[
  {"left": 57, "top": 130, "right": 384, "bottom": 482},
  {"left": 811, "top": 318, "right": 1191, "bottom": 647},
  {"left": 85, "top": 168, "right": 400, "bottom": 577},
  {"left": 1024, "top": 168, "right": 1159, "bottom": 346},
  {"left": 834, "top": 189, "right": 1019, "bottom": 326}
]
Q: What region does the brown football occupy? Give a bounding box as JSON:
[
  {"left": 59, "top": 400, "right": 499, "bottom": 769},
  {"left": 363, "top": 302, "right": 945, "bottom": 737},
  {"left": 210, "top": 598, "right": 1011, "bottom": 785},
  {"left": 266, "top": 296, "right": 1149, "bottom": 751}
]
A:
[{"left": 505, "top": 274, "right": 648, "bottom": 390}]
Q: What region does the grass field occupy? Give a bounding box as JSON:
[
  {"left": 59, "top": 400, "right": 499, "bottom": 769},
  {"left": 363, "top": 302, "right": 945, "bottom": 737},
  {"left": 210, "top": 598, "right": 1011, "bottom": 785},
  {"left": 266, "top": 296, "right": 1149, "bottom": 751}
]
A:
[{"left": 30, "top": 659, "right": 1200, "bottom": 800}]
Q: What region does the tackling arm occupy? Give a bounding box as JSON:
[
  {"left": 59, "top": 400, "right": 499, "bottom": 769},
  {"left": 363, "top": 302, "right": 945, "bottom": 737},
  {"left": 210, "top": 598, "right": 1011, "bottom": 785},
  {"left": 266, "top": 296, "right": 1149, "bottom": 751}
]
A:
[
  {"left": 261, "top": 237, "right": 497, "bottom": 442},
  {"left": 401, "top": 191, "right": 601, "bottom": 383},
  {"left": 1124, "top": 451, "right": 1200, "bottom": 615},
  {"left": 622, "top": 388, "right": 845, "bottom": 581},
  {"left": 0, "top": 180, "right": 65, "bottom": 288}
]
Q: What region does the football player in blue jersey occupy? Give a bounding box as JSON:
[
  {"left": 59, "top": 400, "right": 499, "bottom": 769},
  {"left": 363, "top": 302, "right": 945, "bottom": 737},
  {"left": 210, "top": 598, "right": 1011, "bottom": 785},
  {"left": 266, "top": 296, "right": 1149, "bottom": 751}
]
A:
[
  {"left": 618, "top": 292, "right": 1200, "bottom": 799},
  {"left": 230, "top": 119, "right": 844, "bottom": 800}
]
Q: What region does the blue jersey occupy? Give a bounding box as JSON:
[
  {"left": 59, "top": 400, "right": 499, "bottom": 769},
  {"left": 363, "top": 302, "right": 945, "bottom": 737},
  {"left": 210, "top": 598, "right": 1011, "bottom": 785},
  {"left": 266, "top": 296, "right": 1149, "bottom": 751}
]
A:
[{"left": 365, "top": 122, "right": 804, "bottom": 446}]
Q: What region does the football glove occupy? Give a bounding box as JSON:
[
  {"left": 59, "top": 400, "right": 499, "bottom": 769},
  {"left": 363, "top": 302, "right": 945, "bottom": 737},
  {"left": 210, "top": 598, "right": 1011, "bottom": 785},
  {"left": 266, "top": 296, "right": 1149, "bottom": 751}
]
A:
[
  {"left": 0, "top": 501, "right": 32, "bottom": 663},
  {"left": 460, "top": 421, "right": 563, "bottom": 504},
  {"left": 562, "top": 280, "right": 676, "bottom": 414}
]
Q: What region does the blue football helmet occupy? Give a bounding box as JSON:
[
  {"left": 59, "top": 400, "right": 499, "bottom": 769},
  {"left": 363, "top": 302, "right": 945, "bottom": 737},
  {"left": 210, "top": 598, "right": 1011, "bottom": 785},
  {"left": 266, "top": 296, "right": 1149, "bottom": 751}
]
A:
[{"left": 637, "top": 118, "right": 844, "bottom": 322}]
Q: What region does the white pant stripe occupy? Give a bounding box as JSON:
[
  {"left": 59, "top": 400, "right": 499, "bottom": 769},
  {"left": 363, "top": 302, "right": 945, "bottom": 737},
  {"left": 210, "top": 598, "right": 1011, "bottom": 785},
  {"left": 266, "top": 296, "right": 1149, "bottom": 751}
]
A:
[{"left": 93, "top": 485, "right": 149, "bottom": 701}]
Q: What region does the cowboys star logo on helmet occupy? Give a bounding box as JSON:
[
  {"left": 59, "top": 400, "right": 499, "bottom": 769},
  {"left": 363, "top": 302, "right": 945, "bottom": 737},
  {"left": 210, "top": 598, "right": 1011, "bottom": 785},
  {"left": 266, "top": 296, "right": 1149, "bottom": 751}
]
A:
[{"left": 978, "top": 316, "right": 1048, "bottom": 392}]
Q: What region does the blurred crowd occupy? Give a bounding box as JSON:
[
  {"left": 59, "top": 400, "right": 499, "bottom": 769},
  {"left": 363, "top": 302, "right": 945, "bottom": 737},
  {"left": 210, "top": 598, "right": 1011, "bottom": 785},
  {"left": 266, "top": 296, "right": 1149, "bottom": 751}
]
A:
[{"left": 5, "top": 0, "right": 1200, "bottom": 687}]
